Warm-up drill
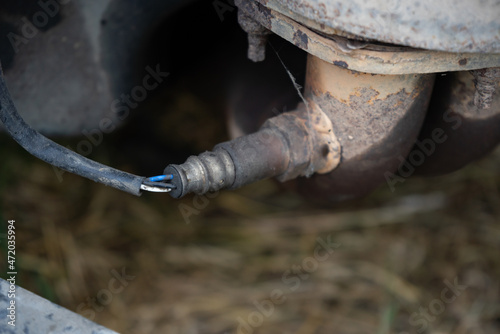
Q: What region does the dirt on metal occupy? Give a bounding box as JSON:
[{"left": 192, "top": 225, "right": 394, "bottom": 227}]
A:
[
  {"left": 300, "top": 55, "right": 436, "bottom": 201},
  {"left": 236, "top": 0, "right": 500, "bottom": 75}
]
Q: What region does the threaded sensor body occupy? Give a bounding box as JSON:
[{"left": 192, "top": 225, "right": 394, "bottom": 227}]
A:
[{"left": 165, "top": 104, "right": 340, "bottom": 198}]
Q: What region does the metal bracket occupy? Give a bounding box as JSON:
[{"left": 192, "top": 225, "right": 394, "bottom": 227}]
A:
[{"left": 235, "top": 0, "right": 500, "bottom": 74}]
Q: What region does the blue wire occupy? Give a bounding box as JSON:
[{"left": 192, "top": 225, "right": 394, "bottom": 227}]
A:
[{"left": 147, "top": 174, "right": 173, "bottom": 182}]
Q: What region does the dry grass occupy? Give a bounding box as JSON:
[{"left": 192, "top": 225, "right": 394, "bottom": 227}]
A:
[{"left": 1, "top": 131, "right": 500, "bottom": 334}]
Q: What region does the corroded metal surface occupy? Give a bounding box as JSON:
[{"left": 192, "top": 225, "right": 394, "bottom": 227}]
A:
[
  {"left": 414, "top": 71, "right": 500, "bottom": 175},
  {"left": 263, "top": 100, "right": 341, "bottom": 180},
  {"left": 235, "top": 0, "right": 500, "bottom": 74},
  {"left": 166, "top": 98, "right": 341, "bottom": 198},
  {"left": 237, "top": 10, "right": 271, "bottom": 62},
  {"left": 471, "top": 67, "right": 500, "bottom": 109},
  {"left": 296, "top": 55, "right": 435, "bottom": 202},
  {"left": 256, "top": 0, "right": 500, "bottom": 54}
]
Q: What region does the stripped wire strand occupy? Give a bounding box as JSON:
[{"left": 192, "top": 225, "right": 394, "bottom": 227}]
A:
[
  {"left": 147, "top": 175, "right": 174, "bottom": 182},
  {"left": 140, "top": 174, "right": 176, "bottom": 193}
]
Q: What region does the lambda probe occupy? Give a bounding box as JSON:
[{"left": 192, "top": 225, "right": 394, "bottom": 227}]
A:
[{"left": 165, "top": 101, "right": 340, "bottom": 198}]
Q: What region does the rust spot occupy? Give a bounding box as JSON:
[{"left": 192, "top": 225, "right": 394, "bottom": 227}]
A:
[
  {"left": 458, "top": 58, "right": 468, "bottom": 66},
  {"left": 333, "top": 60, "right": 348, "bottom": 69},
  {"left": 321, "top": 144, "right": 330, "bottom": 157},
  {"left": 293, "top": 30, "right": 308, "bottom": 50},
  {"left": 253, "top": 2, "right": 273, "bottom": 26}
]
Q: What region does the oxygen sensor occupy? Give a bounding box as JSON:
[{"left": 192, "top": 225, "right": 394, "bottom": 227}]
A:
[{"left": 165, "top": 101, "right": 340, "bottom": 198}]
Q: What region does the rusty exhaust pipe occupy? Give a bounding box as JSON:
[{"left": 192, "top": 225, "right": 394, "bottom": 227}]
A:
[
  {"left": 413, "top": 69, "right": 500, "bottom": 176},
  {"left": 165, "top": 54, "right": 435, "bottom": 199},
  {"left": 295, "top": 56, "right": 436, "bottom": 202}
]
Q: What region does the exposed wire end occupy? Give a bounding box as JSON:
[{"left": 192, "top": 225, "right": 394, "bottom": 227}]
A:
[
  {"left": 146, "top": 174, "right": 174, "bottom": 182},
  {"left": 140, "top": 184, "right": 172, "bottom": 193},
  {"left": 142, "top": 181, "right": 176, "bottom": 188},
  {"left": 140, "top": 174, "right": 176, "bottom": 193}
]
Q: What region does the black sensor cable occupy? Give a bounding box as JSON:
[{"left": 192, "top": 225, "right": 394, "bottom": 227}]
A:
[{"left": 0, "top": 64, "right": 174, "bottom": 196}]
